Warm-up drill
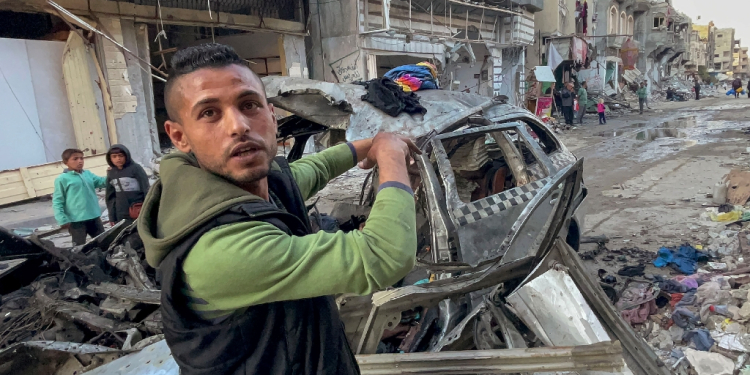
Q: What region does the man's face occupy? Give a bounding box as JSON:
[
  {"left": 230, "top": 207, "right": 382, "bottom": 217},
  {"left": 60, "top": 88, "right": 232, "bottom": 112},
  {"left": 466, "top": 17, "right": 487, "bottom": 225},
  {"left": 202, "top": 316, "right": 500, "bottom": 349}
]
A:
[
  {"left": 164, "top": 65, "right": 277, "bottom": 187},
  {"left": 66, "top": 153, "right": 84, "bottom": 172},
  {"left": 111, "top": 152, "right": 127, "bottom": 169}
]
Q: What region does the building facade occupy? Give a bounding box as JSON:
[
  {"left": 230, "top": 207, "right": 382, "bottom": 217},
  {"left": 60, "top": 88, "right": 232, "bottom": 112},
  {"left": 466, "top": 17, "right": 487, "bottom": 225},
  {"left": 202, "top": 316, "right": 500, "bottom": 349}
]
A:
[
  {"left": 714, "top": 28, "right": 736, "bottom": 73},
  {"left": 733, "top": 44, "right": 749, "bottom": 80},
  {"left": 0, "top": 0, "right": 308, "bottom": 173},
  {"left": 635, "top": 0, "right": 691, "bottom": 89},
  {"left": 308, "top": 0, "right": 543, "bottom": 106}
]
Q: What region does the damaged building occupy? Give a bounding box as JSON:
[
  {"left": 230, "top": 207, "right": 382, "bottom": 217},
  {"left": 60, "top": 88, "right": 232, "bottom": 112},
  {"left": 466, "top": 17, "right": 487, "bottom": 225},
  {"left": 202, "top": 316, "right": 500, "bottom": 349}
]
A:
[
  {"left": 307, "top": 0, "right": 540, "bottom": 107},
  {"left": 636, "top": 0, "right": 692, "bottom": 90},
  {"left": 0, "top": 0, "right": 309, "bottom": 206}
]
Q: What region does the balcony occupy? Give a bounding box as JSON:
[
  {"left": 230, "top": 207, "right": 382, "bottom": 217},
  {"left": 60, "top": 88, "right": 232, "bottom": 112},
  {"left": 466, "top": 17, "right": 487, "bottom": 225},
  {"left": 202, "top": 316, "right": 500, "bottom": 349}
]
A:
[
  {"left": 634, "top": 0, "right": 650, "bottom": 12},
  {"left": 513, "top": 0, "right": 543, "bottom": 12},
  {"left": 607, "top": 35, "right": 627, "bottom": 49}
]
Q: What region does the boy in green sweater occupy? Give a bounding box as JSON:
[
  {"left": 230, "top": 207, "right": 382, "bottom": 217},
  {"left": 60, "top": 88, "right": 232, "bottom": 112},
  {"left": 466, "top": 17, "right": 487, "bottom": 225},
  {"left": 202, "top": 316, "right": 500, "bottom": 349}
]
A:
[{"left": 53, "top": 149, "right": 108, "bottom": 245}]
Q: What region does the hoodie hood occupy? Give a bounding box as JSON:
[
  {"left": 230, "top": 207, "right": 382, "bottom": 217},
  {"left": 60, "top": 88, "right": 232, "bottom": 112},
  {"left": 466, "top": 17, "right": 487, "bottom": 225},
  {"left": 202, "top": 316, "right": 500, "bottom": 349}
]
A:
[
  {"left": 138, "top": 152, "right": 263, "bottom": 267},
  {"left": 106, "top": 144, "right": 133, "bottom": 168}
]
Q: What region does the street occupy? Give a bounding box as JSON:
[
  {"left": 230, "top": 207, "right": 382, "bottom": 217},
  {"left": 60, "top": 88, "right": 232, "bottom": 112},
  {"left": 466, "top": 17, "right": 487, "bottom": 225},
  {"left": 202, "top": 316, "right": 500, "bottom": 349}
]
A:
[{"left": 565, "top": 95, "right": 750, "bottom": 250}]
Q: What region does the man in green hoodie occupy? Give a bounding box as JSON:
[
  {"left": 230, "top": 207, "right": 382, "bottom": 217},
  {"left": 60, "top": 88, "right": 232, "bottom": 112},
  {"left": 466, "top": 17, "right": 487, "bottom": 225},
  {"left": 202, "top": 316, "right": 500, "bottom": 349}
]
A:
[
  {"left": 138, "top": 43, "right": 419, "bottom": 375},
  {"left": 53, "top": 149, "right": 108, "bottom": 245}
]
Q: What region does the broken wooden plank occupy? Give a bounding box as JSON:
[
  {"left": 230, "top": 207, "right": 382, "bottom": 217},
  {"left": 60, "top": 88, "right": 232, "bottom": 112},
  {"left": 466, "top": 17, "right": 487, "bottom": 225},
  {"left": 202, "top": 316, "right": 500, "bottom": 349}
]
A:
[
  {"left": 87, "top": 283, "right": 160, "bottom": 305},
  {"left": 357, "top": 341, "right": 625, "bottom": 374}
]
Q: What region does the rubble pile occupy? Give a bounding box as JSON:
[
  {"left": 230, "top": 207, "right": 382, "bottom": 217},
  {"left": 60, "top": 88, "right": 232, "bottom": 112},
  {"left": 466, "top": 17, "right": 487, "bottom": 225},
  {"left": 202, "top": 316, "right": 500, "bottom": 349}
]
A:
[
  {"left": 581, "top": 205, "right": 750, "bottom": 374},
  {"left": 0, "top": 223, "right": 163, "bottom": 359}
]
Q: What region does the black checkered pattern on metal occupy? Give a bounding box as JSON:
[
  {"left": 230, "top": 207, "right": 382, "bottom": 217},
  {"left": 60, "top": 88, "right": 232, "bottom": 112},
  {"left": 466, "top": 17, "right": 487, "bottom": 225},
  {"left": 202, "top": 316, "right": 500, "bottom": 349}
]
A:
[
  {"left": 527, "top": 163, "right": 546, "bottom": 180},
  {"left": 550, "top": 151, "right": 576, "bottom": 170},
  {"left": 452, "top": 177, "right": 551, "bottom": 226}
]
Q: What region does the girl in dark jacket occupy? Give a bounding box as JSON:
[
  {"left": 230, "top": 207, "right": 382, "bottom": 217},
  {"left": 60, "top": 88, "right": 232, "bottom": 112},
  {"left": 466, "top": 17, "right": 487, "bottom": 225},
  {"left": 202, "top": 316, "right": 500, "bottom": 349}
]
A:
[{"left": 105, "top": 144, "right": 150, "bottom": 225}]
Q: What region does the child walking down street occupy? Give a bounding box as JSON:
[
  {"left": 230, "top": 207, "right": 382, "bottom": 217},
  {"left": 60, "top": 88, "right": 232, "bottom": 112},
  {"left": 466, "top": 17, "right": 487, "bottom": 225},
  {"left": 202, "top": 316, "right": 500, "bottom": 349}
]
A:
[
  {"left": 53, "top": 149, "right": 108, "bottom": 246},
  {"left": 105, "top": 144, "right": 150, "bottom": 225},
  {"left": 597, "top": 99, "right": 607, "bottom": 125}
]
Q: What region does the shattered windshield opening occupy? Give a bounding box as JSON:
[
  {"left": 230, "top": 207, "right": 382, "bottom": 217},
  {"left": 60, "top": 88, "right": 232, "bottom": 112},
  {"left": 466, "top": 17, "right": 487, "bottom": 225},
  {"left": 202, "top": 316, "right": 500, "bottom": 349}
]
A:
[{"left": 440, "top": 129, "right": 544, "bottom": 204}]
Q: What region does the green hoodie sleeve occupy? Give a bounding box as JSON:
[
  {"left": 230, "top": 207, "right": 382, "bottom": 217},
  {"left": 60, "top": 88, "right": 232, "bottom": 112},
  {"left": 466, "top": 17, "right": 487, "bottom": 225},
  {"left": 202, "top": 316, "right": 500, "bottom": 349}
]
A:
[
  {"left": 52, "top": 176, "right": 70, "bottom": 225},
  {"left": 289, "top": 143, "right": 356, "bottom": 200},
  {"left": 181, "top": 187, "right": 416, "bottom": 314}
]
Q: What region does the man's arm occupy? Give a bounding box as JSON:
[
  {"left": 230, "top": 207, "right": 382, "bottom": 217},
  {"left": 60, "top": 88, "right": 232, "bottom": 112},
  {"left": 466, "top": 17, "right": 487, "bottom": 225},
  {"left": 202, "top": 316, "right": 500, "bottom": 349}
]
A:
[
  {"left": 52, "top": 178, "right": 70, "bottom": 226},
  {"left": 182, "top": 186, "right": 416, "bottom": 312},
  {"left": 182, "top": 133, "right": 419, "bottom": 313},
  {"left": 289, "top": 137, "right": 399, "bottom": 200}
]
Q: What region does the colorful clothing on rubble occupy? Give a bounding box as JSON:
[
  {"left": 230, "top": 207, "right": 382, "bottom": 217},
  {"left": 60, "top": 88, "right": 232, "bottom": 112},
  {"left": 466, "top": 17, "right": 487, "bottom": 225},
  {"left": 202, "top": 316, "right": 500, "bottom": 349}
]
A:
[{"left": 384, "top": 62, "right": 439, "bottom": 92}]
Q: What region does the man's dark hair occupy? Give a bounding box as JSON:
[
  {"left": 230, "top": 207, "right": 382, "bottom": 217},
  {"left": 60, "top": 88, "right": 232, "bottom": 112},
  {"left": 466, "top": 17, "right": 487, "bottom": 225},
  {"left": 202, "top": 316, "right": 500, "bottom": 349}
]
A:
[
  {"left": 164, "top": 43, "right": 264, "bottom": 121},
  {"left": 62, "top": 148, "right": 83, "bottom": 162}
]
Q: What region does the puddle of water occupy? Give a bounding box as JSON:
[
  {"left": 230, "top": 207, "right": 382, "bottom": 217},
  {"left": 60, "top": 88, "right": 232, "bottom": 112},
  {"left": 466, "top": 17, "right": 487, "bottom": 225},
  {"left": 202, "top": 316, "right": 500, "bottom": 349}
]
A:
[
  {"left": 623, "top": 123, "right": 648, "bottom": 129},
  {"left": 635, "top": 128, "right": 686, "bottom": 141},
  {"left": 595, "top": 130, "right": 627, "bottom": 137},
  {"left": 657, "top": 116, "right": 697, "bottom": 129}
]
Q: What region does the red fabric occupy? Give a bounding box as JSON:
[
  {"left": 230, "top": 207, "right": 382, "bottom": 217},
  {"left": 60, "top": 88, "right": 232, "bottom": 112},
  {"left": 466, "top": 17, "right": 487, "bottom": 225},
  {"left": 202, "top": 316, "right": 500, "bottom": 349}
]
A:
[{"left": 669, "top": 293, "right": 684, "bottom": 308}]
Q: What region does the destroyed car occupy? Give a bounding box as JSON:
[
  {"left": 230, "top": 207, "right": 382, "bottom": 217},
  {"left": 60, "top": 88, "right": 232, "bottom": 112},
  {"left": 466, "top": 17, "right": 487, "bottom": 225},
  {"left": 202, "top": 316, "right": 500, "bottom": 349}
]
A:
[
  {"left": 267, "top": 76, "right": 587, "bottom": 262},
  {"left": 262, "top": 78, "right": 667, "bottom": 374}
]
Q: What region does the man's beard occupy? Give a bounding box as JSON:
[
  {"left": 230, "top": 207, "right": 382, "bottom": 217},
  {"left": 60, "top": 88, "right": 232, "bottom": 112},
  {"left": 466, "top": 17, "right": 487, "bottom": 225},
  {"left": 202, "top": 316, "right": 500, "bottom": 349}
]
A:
[{"left": 196, "top": 148, "right": 274, "bottom": 188}]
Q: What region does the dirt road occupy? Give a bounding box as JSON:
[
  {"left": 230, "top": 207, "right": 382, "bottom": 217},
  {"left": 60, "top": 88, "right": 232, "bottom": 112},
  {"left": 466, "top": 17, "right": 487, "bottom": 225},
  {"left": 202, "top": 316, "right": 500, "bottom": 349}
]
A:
[{"left": 562, "top": 95, "right": 750, "bottom": 254}]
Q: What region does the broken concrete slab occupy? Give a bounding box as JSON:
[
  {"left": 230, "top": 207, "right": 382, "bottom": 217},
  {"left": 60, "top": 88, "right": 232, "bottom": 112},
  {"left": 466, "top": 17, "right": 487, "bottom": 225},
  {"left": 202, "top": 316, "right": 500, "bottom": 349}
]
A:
[{"left": 684, "top": 348, "right": 734, "bottom": 375}]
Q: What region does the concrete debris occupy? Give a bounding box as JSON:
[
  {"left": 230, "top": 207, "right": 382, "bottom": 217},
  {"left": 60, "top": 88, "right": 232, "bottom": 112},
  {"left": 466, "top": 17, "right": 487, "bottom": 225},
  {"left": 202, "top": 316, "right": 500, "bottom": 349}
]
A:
[
  {"left": 684, "top": 348, "right": 735, "bottom": 375},
  {"left": 0, "top": 221, "right": 161, "bottom": 373}
]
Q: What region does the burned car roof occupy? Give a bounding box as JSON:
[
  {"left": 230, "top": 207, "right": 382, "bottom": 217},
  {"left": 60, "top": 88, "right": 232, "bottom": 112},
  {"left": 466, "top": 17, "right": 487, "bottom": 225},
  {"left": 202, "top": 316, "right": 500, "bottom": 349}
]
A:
[{"left": 262, "top": 76, "right": 533, "bottom": 140}]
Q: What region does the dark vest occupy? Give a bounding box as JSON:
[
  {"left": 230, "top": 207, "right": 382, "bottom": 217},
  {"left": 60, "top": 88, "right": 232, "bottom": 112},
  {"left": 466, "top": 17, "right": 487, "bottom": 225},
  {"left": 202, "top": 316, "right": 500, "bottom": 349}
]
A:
[{"left": 158, "top": 157, "right": 360, "bottom": 375}]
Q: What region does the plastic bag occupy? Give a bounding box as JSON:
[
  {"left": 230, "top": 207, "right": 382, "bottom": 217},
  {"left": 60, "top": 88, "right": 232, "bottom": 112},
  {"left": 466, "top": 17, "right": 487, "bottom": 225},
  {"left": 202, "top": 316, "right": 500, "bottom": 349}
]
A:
[
  {"left": 727, "top": 89, "right": 736, "bottom": 96},
  {"left": 574, "top": 99, "right": 579, "bottom": 111},
  {"left": 710, "top": 210, "right": 742, "bottom": 222}
]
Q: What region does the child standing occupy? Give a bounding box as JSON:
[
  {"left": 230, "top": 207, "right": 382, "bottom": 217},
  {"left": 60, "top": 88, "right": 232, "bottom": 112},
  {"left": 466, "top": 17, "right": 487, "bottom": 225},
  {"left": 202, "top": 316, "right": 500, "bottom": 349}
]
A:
[
  {"left": 53, "top": 149, "right": 108, "bottom": 245},
  {"left": 597, "top": 99, "right": 606, "bottom": 125},
  {"left": 105, "top": 144, "right": 150, "bottom": 225}
]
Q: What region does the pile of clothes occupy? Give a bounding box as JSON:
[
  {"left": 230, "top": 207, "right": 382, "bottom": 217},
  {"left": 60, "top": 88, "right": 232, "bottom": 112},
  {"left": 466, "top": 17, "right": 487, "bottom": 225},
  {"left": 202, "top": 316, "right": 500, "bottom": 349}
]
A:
[
  {"left": 383, "top": 62, "right": 439, "bottom": 92},
  {"left": 360, "top": 62, "right": 439, "bottom": 117}
]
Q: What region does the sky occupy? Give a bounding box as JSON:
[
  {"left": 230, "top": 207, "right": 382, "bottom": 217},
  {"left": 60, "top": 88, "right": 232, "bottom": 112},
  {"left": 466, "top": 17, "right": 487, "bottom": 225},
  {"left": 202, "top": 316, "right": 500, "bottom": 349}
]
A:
[{"left": 674, "top": 0, "right": 750, "bottom": 44}]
